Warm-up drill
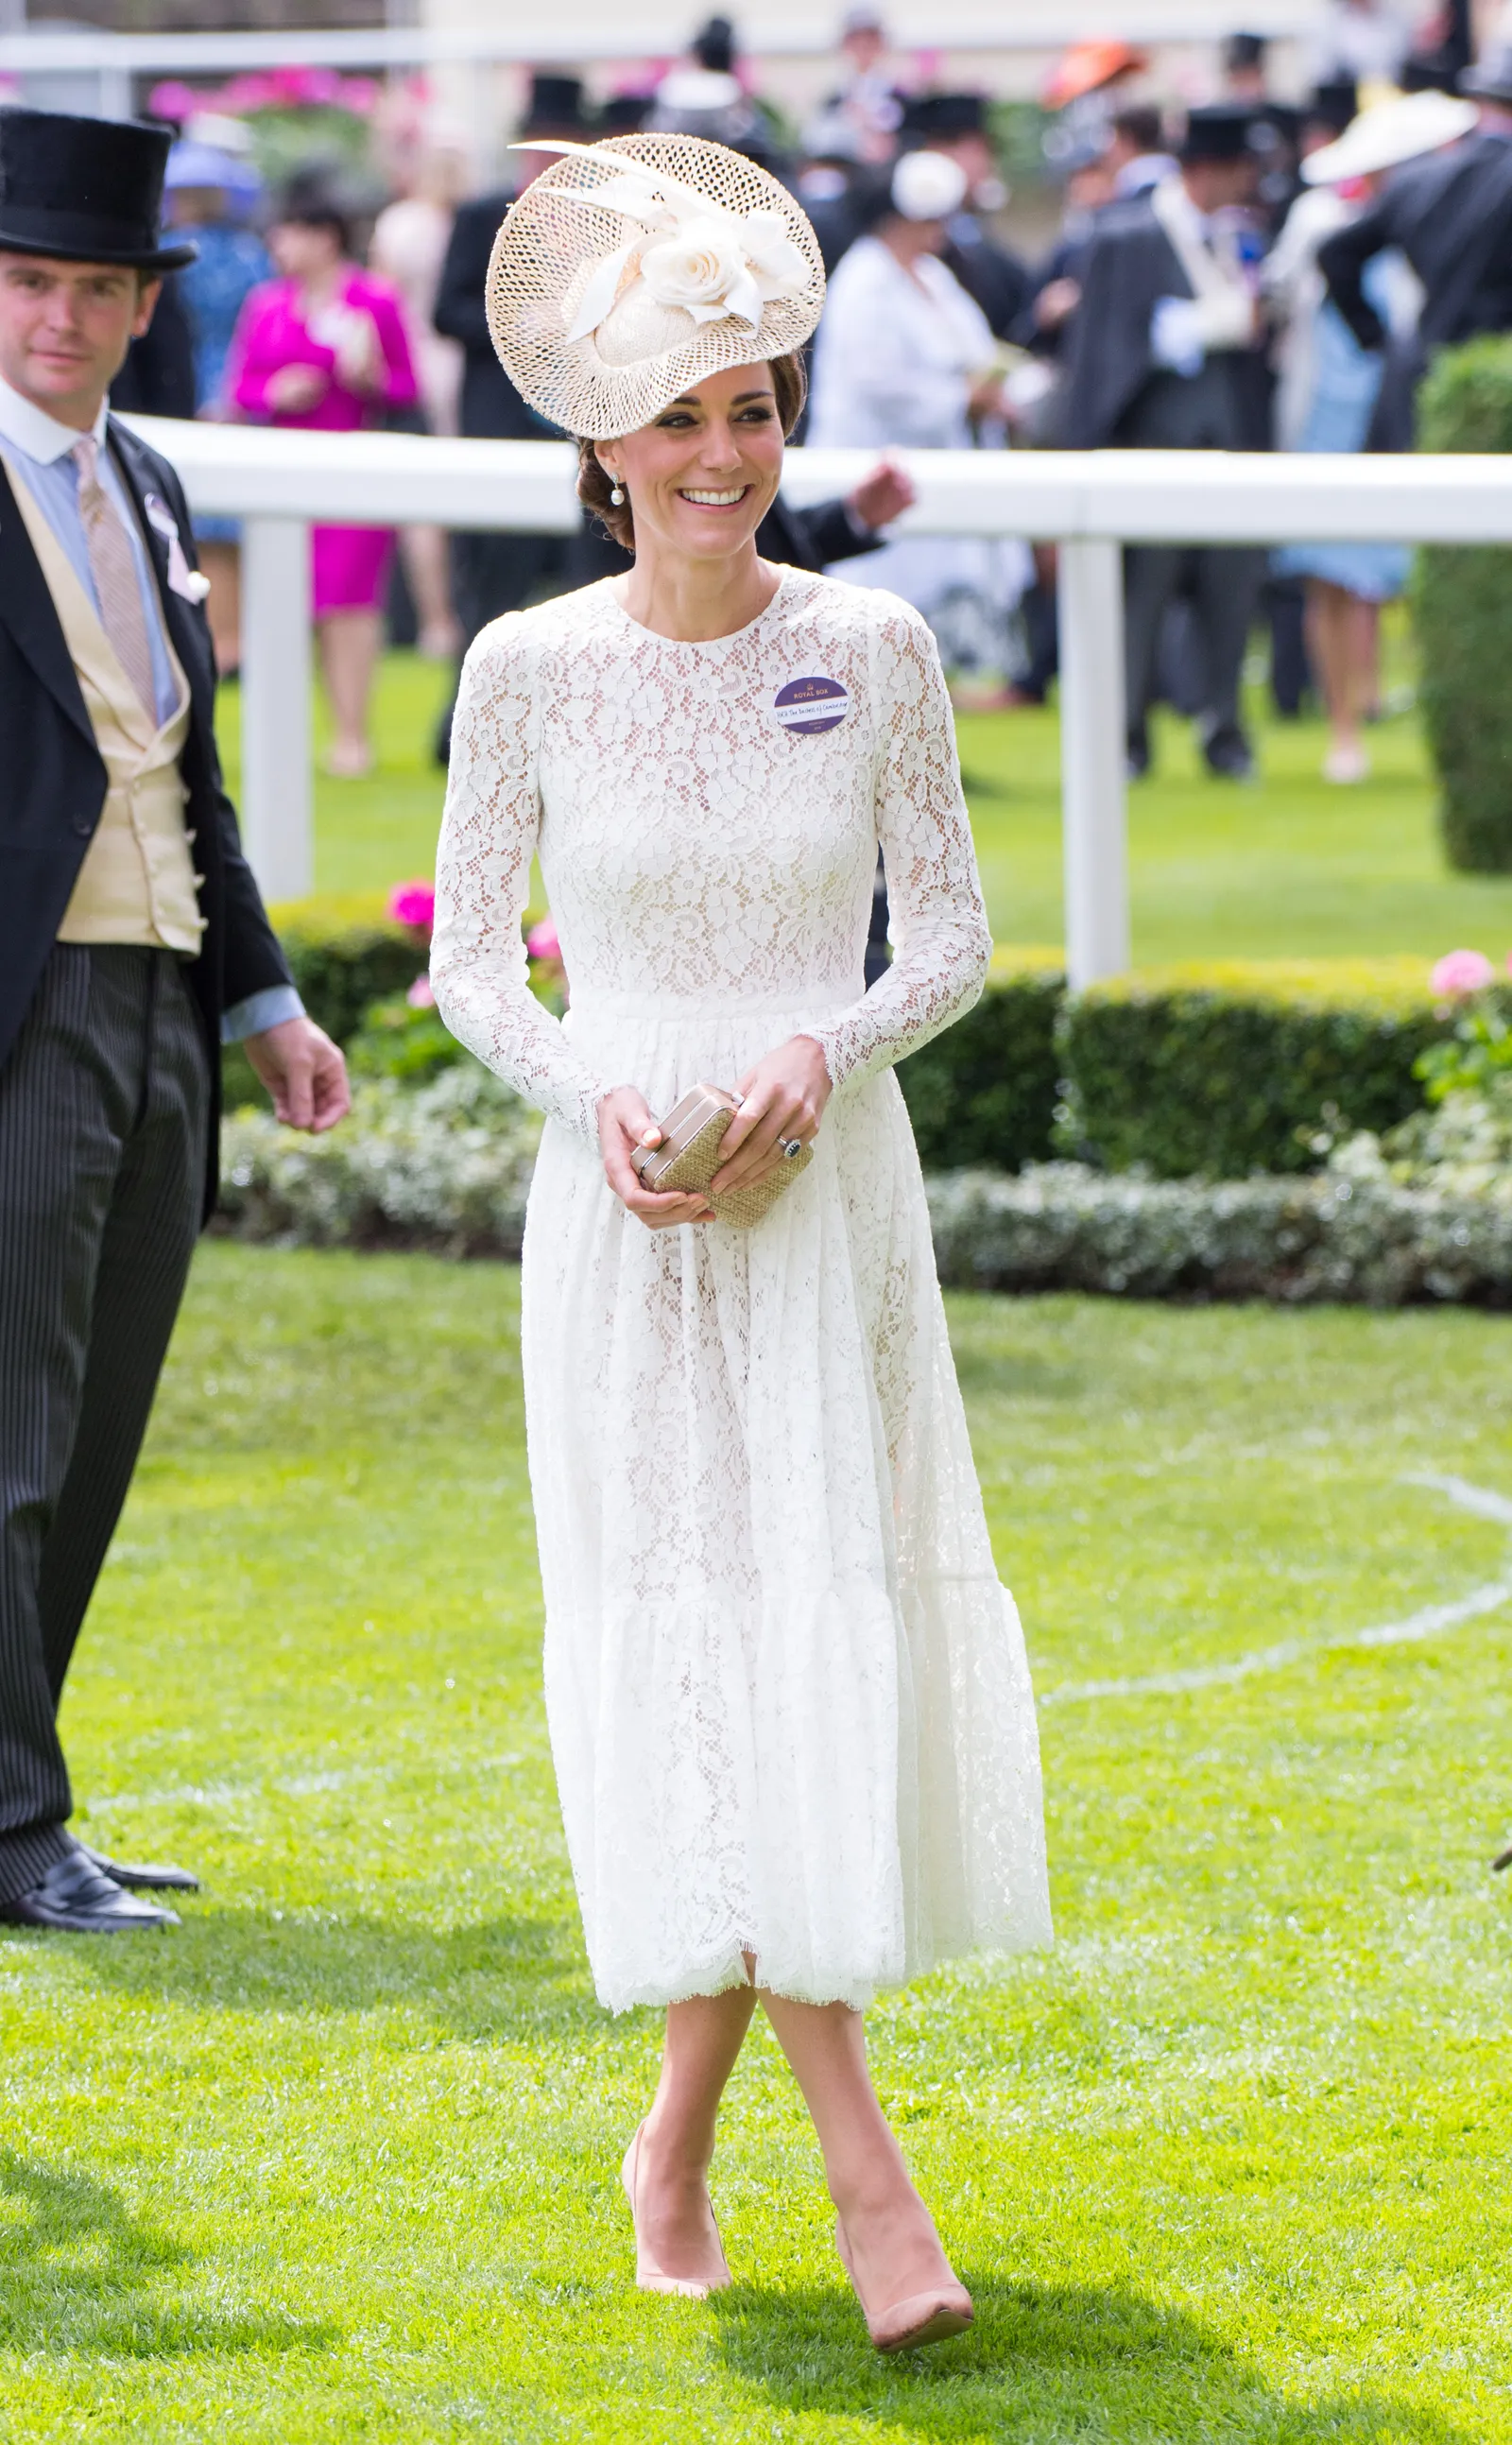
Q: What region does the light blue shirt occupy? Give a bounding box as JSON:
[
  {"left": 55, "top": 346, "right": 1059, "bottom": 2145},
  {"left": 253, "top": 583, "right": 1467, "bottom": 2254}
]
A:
[{"left": 0, "top": 374, "right": 302, "bottom": 1043}]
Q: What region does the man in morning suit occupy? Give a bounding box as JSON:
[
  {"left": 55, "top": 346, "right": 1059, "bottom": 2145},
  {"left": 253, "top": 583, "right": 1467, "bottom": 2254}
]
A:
[
  {"left": 1319, "top": 46, "right": 1512, "bottom": 451},
  {"left": 1058, "top": 104, "right": 1273, "bottom": 781},
  {"left": 0, "top": 109, "right": 350, "bottom": 1935}
]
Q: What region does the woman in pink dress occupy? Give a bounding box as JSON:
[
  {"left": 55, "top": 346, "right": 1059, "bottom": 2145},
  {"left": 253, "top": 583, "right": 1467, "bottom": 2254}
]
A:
[{"left": 228, "top": 173, "right": 418, "bottom": 776}]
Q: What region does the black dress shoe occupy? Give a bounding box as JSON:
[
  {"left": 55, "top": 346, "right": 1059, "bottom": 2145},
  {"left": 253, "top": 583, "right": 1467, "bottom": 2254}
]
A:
[
  {"left": 0, "top": 1850, "right": 179, "bottom": 1933},
  {"left": 78, "top": 1841, "right": 198, "bottom": 1893},
  {"left": 1201, "top": 723, "right": 1256, "bottom": 782}
]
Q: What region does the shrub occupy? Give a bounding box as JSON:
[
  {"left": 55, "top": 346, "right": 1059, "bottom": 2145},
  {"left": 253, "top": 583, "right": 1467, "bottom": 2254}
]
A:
[
  {"left": 1056, "top": 960, "right": 1442, "bottom": 1179},
  {"left": 268, "top": 893, "right": 427, "bottom": 1045},
  {"left": 898, "top": 952, "right": 1063, "bottom": 1170},
  {"left": 217, "top": 1065, "right": 541, "bottom": 1257},
  {"left": 925, "top": 1165, "right": 1512, "bottom": 1306},
  {"left": 1414, "top": 337, "right": 1512, "bottom": 873}
]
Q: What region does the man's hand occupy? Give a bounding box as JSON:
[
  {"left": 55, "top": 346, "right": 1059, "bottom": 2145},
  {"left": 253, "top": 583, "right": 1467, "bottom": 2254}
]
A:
[
  {"left": 244, "top": 1017, "right": 351, "bottom": 1132},
  {"left": 1034, "top": 276, "right": 1080, "bottom": 332},
  {"left": 847, "top": 457, "right": 917, "bottom": 534}
]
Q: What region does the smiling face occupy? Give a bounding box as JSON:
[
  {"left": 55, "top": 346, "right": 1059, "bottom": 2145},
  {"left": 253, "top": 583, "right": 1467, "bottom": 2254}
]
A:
[
  {"left": 594, "top": 361, "right": 784, "bottom": 562},
  {"left": 0, "top": 252, "right": 159, "bottom": 430}
]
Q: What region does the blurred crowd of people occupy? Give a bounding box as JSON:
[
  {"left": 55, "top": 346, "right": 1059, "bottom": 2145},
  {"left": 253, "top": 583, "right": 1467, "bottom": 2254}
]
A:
[{"left": 123, "top": 0, "right": 1512, "bottom": 785}]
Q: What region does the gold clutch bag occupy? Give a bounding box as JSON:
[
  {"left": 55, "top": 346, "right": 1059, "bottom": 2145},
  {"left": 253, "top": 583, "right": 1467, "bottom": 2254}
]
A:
[{"left": 629, "top": 1084, "right": 813, "bottom": 1229}]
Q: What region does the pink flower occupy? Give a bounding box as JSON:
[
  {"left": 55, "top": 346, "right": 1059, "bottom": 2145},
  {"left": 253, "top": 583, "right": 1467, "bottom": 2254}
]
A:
[
  {"left": 525, "top": 915, "right": 561, "bottom": 961},
  {"left": 1430, "top": 949, "right": 1496, "bottom": 998},
  {"left": 148, "top": 80, "right": 198, "bottom": 124},
  {"left": 405, "top": 974, "right": 436, "bottom": 1009},
  {"left": 387, "top": 879, "right": 436, "bottom": 934}
]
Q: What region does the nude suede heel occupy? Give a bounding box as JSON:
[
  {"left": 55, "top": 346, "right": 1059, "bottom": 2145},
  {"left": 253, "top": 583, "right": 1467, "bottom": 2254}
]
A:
[
  {"left": 835, "top": 2213, "right": 973, "bottom": 2352},
  {"left": 620, "top": 2123, "right": 731, "bottom": 2299}
]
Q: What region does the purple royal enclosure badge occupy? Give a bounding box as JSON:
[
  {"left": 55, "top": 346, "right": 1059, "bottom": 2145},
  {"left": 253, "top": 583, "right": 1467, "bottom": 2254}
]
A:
[{"left": 773, "top": 675, "right": 850, "bottom": 736}]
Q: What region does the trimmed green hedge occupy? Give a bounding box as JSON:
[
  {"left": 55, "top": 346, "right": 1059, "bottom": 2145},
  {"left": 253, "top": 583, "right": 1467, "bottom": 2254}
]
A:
[
  {"left": 1056, "top": 961, "right": 1443, "bottom": 1179},
  {"left": 223, "top": 894, "right": 424, "bottom": 1109},
  {"left": 898, "top": 958, "right": 1062, "bottom": 1170},
  {"left": 270, "top": 893, "right": 425, "bottom": 1042},
  {"left": 232, "top": 903, "right": 1463, "bottom": 1185},
  {"left": 1415, "top": 337, "right": 1512, "bottom": 873}
]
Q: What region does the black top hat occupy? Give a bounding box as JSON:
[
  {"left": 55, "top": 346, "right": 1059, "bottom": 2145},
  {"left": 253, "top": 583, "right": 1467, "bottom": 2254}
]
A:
[
  {"left": 1307, "top": 77, "right": 1359, "bottom": 135},
  {"left": 0, "top": 107, "right": 196, "bottom": 271},
  {"left": 901, "top": 91, "right": 990, "bottom": 143},
  {"left": 517, "top": 74, "right": 595, "bottom": 141},
  {"left": 1461, "top": 44, "right": 1512, "bottom": 106},
  {"left": 1178, "top": 102, "right": 1268, "bottom": 164}
]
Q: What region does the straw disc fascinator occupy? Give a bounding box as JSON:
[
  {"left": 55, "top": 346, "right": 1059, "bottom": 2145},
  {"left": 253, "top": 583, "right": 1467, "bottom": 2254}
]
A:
[{"left": 485, "top": 133, "right": 826, "bottom": 439}]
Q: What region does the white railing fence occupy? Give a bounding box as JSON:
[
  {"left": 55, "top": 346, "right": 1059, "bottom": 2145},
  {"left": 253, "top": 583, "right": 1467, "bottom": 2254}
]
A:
[{"left": 124, "top": 418, "right": 1512, "bottom": 988}]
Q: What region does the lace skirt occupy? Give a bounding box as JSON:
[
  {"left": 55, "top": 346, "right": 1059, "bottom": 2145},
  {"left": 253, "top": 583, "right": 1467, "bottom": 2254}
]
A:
[{"left": 520, "top": 986, "right": 1052, "bottom": 2012}]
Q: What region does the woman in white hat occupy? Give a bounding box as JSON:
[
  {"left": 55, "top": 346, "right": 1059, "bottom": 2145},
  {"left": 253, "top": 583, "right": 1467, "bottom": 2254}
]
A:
[
  {"left": 809, "top": 148, "right": 1029, "bottom": 695},
  {"left": 430, "top": 133, "right": 1050, "bottom": 2350},
  {"left": 1267, "top": 88, "right": 1475, "bottom": 781}
]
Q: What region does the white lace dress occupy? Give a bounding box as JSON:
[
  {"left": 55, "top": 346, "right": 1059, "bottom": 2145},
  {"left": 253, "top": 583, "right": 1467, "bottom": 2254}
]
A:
[{"left": 432, "top": 569, "right": 1052, "bottom": 2012}]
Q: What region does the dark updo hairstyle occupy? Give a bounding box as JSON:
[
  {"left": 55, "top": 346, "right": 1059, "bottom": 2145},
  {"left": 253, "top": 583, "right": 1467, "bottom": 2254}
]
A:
[
  {"left": 273, "top": 167, "right": 353, "bottom": 257},
  {"left": 576, "top": 347, "right": 808, "bottom": 551}
]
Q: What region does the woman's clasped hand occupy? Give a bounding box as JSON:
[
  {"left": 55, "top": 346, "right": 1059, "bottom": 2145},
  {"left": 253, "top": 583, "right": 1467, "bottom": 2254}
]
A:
[{"left": 597, "top": 1035, "right": 832, "bottom": 1230}]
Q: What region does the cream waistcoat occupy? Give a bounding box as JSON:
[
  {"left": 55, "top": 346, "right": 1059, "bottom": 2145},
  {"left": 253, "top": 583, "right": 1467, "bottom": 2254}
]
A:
[{"left": 1, "top": 446, "right": 203, "bottom": 955}]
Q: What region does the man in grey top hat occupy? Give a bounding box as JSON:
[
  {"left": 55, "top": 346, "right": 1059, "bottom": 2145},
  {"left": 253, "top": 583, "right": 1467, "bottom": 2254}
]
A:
[{"left": 0, "top": 107, "right": 349, "bottom": 1934}]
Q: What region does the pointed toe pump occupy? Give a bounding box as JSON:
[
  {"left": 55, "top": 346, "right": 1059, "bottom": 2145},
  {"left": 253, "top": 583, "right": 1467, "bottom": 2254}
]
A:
[
  {"left": 621, "top": 2124, "right": 731, "bottom": 2299},
  {"left": 835, "top": 2215, "right": 974, "bottom": 2353}
]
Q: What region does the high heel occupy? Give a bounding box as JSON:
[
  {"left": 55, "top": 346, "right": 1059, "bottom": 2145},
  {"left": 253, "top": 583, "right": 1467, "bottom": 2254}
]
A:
[
  {"left": 620, "top": 2123, "right": 731, "bottom": 2299},
  {"left": 835, "top": 2214, "right": 973, "bottom": 2352}
]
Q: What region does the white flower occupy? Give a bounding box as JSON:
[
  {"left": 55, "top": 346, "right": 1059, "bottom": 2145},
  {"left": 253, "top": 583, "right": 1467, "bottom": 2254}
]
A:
[
  {"left": 550, "top": 146, "right": 814, "bottom": 344},
  {"left": 738, "top": 210, "right": 809, "bottom": 300},
  {"left": 639, "top": 218, "right": 758, "bottom": 326}
]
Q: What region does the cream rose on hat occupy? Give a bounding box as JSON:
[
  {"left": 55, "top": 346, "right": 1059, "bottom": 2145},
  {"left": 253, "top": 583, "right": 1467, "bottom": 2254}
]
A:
[{"left": 486, "top": 132, "right": 825, "bottom": 439}]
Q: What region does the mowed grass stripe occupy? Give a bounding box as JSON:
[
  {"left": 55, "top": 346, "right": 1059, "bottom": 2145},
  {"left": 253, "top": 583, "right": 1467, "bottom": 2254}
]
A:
[{"left": 0, "top": 1246, "right": 1508, "bottom": 2441}]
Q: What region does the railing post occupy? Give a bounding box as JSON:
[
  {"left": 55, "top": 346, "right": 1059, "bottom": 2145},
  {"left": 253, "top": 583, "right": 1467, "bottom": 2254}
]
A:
[
  {"left": 239, "top": 514, "right": 312, "bottom": 905},
  {"left": 1057, "top": 535, "right": 1130, "bottom": 989}
]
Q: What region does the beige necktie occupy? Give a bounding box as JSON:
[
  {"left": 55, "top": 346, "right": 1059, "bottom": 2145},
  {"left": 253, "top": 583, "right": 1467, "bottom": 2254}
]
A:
[{"left": 72, "top": 434, "right": 157, "bottom": 718}]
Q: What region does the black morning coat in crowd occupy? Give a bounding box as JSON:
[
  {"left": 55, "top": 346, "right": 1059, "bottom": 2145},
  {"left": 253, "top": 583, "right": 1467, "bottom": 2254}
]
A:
[
  {"left": 0, "top": 419, "right": 292, "bottom": 1219},
  {"left": 1318, "top": 128, "right": 1512, "bottom": 447},
  {"left": 1056, "top": 192, "right": 1271, "bottom": 454},
  {"left": 436, "top": 186, "right": 885, "bottom": 577}
]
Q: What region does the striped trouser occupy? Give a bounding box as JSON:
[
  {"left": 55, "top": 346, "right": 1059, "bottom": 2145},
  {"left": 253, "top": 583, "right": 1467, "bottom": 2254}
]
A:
[{"left": 0, "top": 945, "right": 208, "bottom": 1903}]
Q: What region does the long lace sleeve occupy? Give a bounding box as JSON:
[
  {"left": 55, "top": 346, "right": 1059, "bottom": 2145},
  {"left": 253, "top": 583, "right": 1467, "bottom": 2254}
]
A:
[
  {"left": 808, "top": 605, "right": 992, "bottom": 1093},
  {"left": 431, "top": 619, "right": 612, "bottom": 1144}
]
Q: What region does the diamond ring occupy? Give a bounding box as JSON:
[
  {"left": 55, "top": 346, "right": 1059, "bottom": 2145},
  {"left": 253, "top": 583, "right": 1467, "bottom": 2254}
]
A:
[{"left": 781, "top": 1137, "right": 804, "bottom": 1160}]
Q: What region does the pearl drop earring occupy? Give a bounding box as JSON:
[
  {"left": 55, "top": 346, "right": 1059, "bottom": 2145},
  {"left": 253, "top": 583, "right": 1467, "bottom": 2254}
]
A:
[{"left": 610, "top": 481, "right": 625, "bottom": 507}]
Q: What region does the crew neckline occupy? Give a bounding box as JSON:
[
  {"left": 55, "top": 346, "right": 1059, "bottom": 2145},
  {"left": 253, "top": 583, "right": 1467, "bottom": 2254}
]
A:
[{"left": 603, "top": 566, "right": 793, "bottom": 647}]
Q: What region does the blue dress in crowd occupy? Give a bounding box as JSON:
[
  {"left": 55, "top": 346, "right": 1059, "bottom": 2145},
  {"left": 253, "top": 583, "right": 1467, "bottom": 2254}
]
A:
[
  {"left": 179, "top": 220, "right": 271, "bottom": 545},
  {"left": 1273, "top": 260, "right": 1411, "bottom": 604}
]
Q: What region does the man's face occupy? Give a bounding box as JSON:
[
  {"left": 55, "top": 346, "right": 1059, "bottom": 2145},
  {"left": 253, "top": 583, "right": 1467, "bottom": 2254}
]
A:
[
  {"left": 842, "top": 28, "right": 885, "bottom": 76},
  {"left": 1183, "top": 156, "right": 1258, "bottom": 213},
  {"left": 0, "top": 253, "right": 159, "bottom": 427}
]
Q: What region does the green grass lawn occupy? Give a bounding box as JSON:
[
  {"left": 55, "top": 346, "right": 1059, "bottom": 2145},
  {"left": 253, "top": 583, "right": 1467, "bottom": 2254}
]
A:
[
  {"left": 2, "top": 1245, "right": 1510, "bottom": 2440},
  {"left": 215, "top": 650, "right": 1512, "bottom": 965}
]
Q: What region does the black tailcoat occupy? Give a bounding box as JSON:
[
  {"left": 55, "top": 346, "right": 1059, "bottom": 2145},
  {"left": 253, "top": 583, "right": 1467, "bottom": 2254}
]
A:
[
  {"left": 0, "top": 416, "right": 292, "bottom": 1217},
  {"left": 435, "top": 190, "right": 558, "bottom": 441},
  {"left": 1057, "top": 196, "right": 1270, "bottom": 453},
  {"left": 1319, "top": 130, "right": 1512, "bottom": 356},
  {"left": 1318, "top": 130, "right": 1512, "bottom": 444}
]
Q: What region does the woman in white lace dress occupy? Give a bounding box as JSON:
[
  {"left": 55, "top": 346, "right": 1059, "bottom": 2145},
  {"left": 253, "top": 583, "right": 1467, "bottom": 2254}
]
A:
[{"left": 431, "top": 133, "right": 1051, "bottom": 2352}]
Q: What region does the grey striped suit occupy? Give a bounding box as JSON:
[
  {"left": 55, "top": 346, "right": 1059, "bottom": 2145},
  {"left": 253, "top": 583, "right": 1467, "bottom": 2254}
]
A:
[{"left": 0, "top": 945, "right": 205, "bottom": 1903}]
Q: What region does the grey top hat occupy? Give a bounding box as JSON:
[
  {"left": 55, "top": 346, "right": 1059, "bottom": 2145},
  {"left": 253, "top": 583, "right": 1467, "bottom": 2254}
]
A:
[{"left": 0, "top": 108, "right": 197, "bottom": 271}]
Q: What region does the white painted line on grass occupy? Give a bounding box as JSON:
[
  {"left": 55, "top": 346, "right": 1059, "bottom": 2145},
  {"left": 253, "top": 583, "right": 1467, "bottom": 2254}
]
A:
[{"left": 1042, "top": 1475, "right": 1512, "bottom": 1706}]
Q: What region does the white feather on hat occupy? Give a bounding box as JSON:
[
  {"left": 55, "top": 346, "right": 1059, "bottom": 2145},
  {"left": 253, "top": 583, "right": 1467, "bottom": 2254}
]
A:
[{"left": 485, "top": 133, "right": 825, "bottom": 440}]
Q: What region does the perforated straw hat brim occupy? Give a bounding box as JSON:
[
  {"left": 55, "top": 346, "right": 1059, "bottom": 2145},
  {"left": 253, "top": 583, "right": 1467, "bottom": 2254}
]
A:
[{"left": 485, "top": 132, "right": 826, "bottom": 441}]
